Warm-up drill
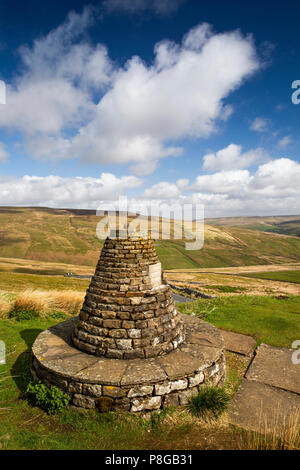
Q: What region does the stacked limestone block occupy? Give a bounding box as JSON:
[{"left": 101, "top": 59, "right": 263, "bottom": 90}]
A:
[{"left": 72, "top": 235, "right": 185, "bottom": 359}]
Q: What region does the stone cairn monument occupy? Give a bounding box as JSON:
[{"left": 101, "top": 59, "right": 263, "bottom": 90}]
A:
[{"left": 31, "top": 232, "right": 225, "bottom": 413}]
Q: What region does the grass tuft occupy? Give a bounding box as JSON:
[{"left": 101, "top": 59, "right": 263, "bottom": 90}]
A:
[
  {"left": 9, "top": 289, "right": 84, "bottom": 319},
  {"left": 186, "top": 386, "right": 231, "bottom": 420},
  {"left": 245, "top": 409, "right": 299, "bottom": 450},
  {"left": 0, "top": 295, "right": 11, "bottom": 318}
]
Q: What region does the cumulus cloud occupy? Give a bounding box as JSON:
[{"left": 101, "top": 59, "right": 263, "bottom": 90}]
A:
[
  {"left": 103, "top": 0, "right": 185, "bottom": 15},
  {"left": 127, "top": 157, "right": 300, "bottom": 217},
  {"left": 0, "top": 173, "right": 141, "bottom": 208},
  {"left": 0, "top": 142, "right": 9, "bottom": 162},
  {"left": 202, "top": 143, "right": 269, "bottom": 171},
  {"left": 250, "top": 117, "right": 269, "bottom": 132},
  {"left": 1, "top": 157, "right": 300, "bottom": 216},
  {"left": 0, "top": 7, "right": 111, "bottom": 139},
  {"left": 190, "top": 157, "right": 300, "bottom": 216},
  {"left": 143, "top": 178, "right": 189, "bottom": 199},
  {"left": 0, "top": 13, "right": 260, "bottom": 174}
]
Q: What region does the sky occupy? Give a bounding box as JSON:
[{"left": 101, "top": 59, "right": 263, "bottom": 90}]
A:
[{"left": 0, "top": 0, "right": 300, "bottom": 218}]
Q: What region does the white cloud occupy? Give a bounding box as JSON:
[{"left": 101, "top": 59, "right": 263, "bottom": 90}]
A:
[
  {"left": 1, "top": 157, "right": 300, "bottom": 216},
  {"left": 0, "top": 15, "right": 260, "bottom": 175},
  {"left": 66, "top": 24, "right": 259, "bottom": 174},
  {"left": 0, "top": 142, "right": 9, "bottom": 162},
  {"left": 143, "top": 178, "right": 189, "bottom": 199},
  {"left": 103, "top": 0, "right": 184, "bottom": 15},
  {"left": 0, "top": 7, "right": 111, "bottom": 137},
  {"left": 190, "top": 157, "right": 300, "bottom": 216},
  {"left": 250, "top": 117, "right": 269, "bottom": 132},
  {"left": 278, "top": 135, "right": 291, "bottom": 149},
  {"left": 202, "top": 143, "right": 269, "bottom": 171},
  {"left": 0, "top": 173, "right": 142, "bottom": 208},
  {"left": 192, "top": 169, "right": 252, "bottom": 197},
  {"left": 128, "top": 157, "right": 300, "bottom": 218}
]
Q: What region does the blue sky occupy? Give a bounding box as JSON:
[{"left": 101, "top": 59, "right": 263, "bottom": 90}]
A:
[{"left": 0, "top": 0, "right": 300, "bottom": 217}]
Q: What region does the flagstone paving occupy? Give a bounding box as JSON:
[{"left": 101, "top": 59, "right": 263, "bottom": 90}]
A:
[
  {"left": 221, "top": 330, "right": 256, "bottom": 357},
  {"left": 227, "top": 341, "right": 300, "bottom": 435},
  {"left": 245, "top": 343, "right": 300, "bottom": 395},
  {"left": 228, "top": 379, "right": 300, "bottom": 433}
]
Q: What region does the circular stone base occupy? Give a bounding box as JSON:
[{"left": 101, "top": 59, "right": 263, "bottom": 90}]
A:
[{"left": 31, "top": 314, "right": 226, "bottom": 412}]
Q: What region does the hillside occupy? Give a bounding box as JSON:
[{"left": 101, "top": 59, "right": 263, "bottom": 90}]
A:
[
  {"left": 206, "top": 215, "right": 300, "bottom": 237},
  {"left": 1, "top": 207, "right": 300, "bottom": 270}
]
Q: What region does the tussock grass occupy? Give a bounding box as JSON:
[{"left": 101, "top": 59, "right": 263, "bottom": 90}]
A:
[
  {"left": 8, "top": 289, "right": 84, "bottom": 319},
  {"left": 186, "top": 386, "right": 231, "bottom": 420},
  {"left": 0, "top": 296, "right": 11, "bottom": 318},
  {"left": 245, "top": 408, "right": 299, "bottom": 450}
]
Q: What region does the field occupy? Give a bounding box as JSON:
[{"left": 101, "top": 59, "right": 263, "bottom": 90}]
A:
[
  {"left": 178, "top": 295, "right": 300, "bottom": 348},
  {"left": 206, "top": 215, "right": 300, "bottom": 237},
  {"left": 1, "top": 207, "right": 300, "bottom": 269},
  {"left": 241, "top": 270, "right": 300, "bottom": 284},
  {"left": 2, "top": 292, "right": 299, "bottom": 450},
  {"left": 164, "top": 265, "right": 300, "bottom": 296},
  {"left": 0, "top": 206, "right": 299, "bottom": 450}
]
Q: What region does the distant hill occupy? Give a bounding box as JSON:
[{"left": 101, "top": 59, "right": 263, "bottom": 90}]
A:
[
  {"left": 206, "top": 215, "right": 300, "bottom": 237},
  {"left": 1, "top": 207, "right": 300, "bottom": 269}
]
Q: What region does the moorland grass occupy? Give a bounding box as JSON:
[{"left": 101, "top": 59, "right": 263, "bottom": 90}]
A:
[
  {"left": 242, "top": 270, "right": 300, "bottom": 284},
  {"left": 0, "top": 302, "right": 298, "bottom": 450},
  {"left": 177, "top": 295, "right": 300, "bottom": 348},
  {"left": 0, "top": 271, "right": 89, "bottom": 292},
  {"left": 0, "top": 315, "right": 250, "bottom": 450},
  {"left": 1, "top": 207, "right": 300, "bottom": 268}
]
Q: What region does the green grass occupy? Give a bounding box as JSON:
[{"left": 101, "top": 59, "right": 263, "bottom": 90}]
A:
[
  {"left": 242, "top": 270, "right": 300, "bottom": 284},
  {"left": 186, "top": 386, "right": 230, "bottom": 419},
  {"left": 177, "top": 295, "right": 300, "bottom": 348},
  {"left": 203, "top": 285, "right": 247, "bottom": 293},
  {"left": 0, "top": 311, "right": 256, "bottom": 450},
  {"left": 0, "top": 272, "right": 89, "bottom": 292},
  {"left": 1, "top": 206, "right": 300, "bottom": 269}
]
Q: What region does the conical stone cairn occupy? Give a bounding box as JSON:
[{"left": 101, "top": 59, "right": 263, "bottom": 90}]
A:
[{"left": 72, "top": 233, "right": 185, "bottom": 359}]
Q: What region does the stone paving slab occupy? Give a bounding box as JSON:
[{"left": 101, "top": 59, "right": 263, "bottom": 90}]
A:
[
  {"left": 246, "top": 343, "right": 300, "bottom": 395},
  {"left": 120, "top": 359, "right": 166, "bottom": 386},
  {"left": 156, "top": 349, "right": 207, "bottom": 381},
  {"left": 221, "top": 330, "right": 256, "bottom": 356},
  {"left": 228, "top": 379, "right": 300, "bottom": 434},
  {"left": 184, "top": 314, "right": 224, "bottom": 349}
]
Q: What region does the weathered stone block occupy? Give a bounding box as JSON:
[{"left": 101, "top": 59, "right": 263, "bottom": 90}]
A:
[
  {"left": 82, "top": 383, "right": 102, "bottom": 397},
  {"left": 108, "top": 329, "right": 127, "bottom": 338},
  {"left": 188, "top": 371, "right": 204, "bottom": 387},
  {"left": 102, "top": 319, "right": 121, "bottom": 328},
  {"left": 127, "top": 385, "right": 153, "bottom": 398},
  {"left": 101, "top": 311, "right": 117, "bottom": 319},
  {"left": 131, "top": 396, "right": 162, "bottom": 412},
  {"left": 106, "top": 348, "right": 124, "bottom": 359},
  {"left": 169, "top": 379, "right": 188, "bottom": 392},
  {"left": 103, "top": 385, "right": 126, "bottom": 398},
  {"left": 69, "top": 381, "right": 82, "bottom": 394},
  {"left": 115, "top": 339, "right": 132, "bottom": 350},
  {"left": 73, "top": 394, "right": 95, "bottom": 409},
  {"left": 155, "top": 382, "right": 171, "bottom": 395},
  {"left": 205, "top": 362, "right": 220, "bottom": 379},
  {"left": 163, "top": 392, "right": 179, "bottom": 407},
  {"left": 127, "top": 329, "right": 141, "bottom": 339},
  {"left": 122, "top": 320, "right": 135, "bottom": 329},
  {"left": 114, "top": 398, "right": 130, "bottom": 412},
  {"left": 123, "top": 349, "right": 144, "bottom": 359}
]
